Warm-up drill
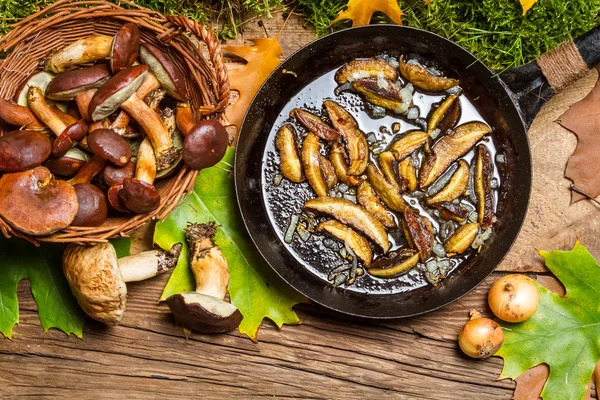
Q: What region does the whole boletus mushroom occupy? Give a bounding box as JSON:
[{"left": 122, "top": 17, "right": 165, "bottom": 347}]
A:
[
  {"left": 166, "top": 222, "right": 242, "bottom": 333},
  {"left": 117, "top": 138, "right": 160, "bottom": 214},
  {"left": 45, "top": 64, "right": 111, "bottom": 101},
  {"left": 63, "top": 241, "right": 182, "bottom": 325},
  {"left": 72, "top": 184, "right": 108, "bottom": 227},
  {"left": 0, "top": 130, "right": 51, "bottom": 172},
  {"left": 182, "top": 120, "right": 229, "bottom": 170},
  {"left": 0, "top": 167, "right": 78, "bottom": 235},
  {"left": 139, "top": 42, "right": 186, "bottom": 101},
  {"left": 110, "top": 22, "right": 140, "bottom": 73},
  {"left": 44, "top": 147, "right": 89, "bottom": 177}
]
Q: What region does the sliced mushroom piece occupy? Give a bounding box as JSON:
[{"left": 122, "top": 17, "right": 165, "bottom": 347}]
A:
[
  {"left": 428, "top": 95, "right": 460, "bottom": 134},
  {"left": 183, "top": 120, "right": 228, "bottom": 171},
  {"left": 111, "top": 72, "right": 161, "bottom": 135},
  {"left": 434, "top": 201, "right": 469, "bottom": 223},
  {"left": 378, "top": 151, "right": 400, "bottom": 189},
  {"left": 419, "top": 122, "right": 491, "bottom": 188},
  {"left": 15, "top": 71, "right": 56, "bottom": 108},
  {"left": 0, "top": 98, "right": 46, "bottom": 130},
  {"left": 166, "top": 222, "right": 242, "bottom": 333},
  {"left": 398, "top": 56, "right": 459, "bottom": 92},
  {"left": 329, "top": 141, "right": 360, "bottom": 186},
  {"left": 301, "top": 132, "right": 328, "bottom": 197},
  {"left": 367, "top": 249, "right": 419, "bottom": 278},
  {"left": 0, "top": 167, "right": 78, "bottom": 235},
  {"left": 44, "top": 147, "right": 89, "bottom": 177},
  {"left": 426, "top": 160, "right": 469, "bottom": 205},
  {"left": 351, "top": 77, "right": 410, "bottom": 113},
  {"left": 110, "top": 22, "right": 140, "bottom": 73},
  {"left": 366, "top": 164, "right": 411, "bottom": 213},
  {"left": 389, "top": 130, "right": 428, "bottom": 161},
  {"left": 397, "top": 157, "right": 417, "bottom": 192},
  {"left": 290, "top": 108, "right": 340, "bottom": 141},
  {"left": 475, "top": 144, "right": 495, "bottom": 229},
  {"left": 118, "top": 138, "right": 160, "bottom": 214},
  {"left": 140, "top": 42, "right": 186, "bottom": 101},
  {"left": 304, "top": 197, "right": 390, "bottom": 252},
  {"left": 71, "top": 183, "right": 108, "bottom": 227},
  {"left": 335, "top": 59, "right": 398, "bottom": 84},
  {"left": 316, "top": 220, "right": 373, "bottom": 266},
  {"left": 0, "top": 130, "right": 51, "bottom": 172},
  {"left": 402, "top": 210, "right": 435, "bottom": 262},
  {"left": 89, "top": 65, "right": 177, "bottom": 169},
  {"left": 445, "top": 223, "right": 479, "bottom": 255},
  {"left": 45, "top": 35, "right": 113, "bottom": 73},
  {"left": 323, "top": 100, "right": 369, "bottom": 175},
  {"left": 275, "top": 124, "right": 304, "bottom": 183},
  {"left": 63, "top": 241, "right": 182, "bottom": 325},
  {"left": 356, "top": 181, "right": 396, "bottom": 228},
  {"left": 320, "top": 156, "right": 338, "bottom": 190},
  {"left": 46, "top": 64, "right": 111, "bottom": 101}
]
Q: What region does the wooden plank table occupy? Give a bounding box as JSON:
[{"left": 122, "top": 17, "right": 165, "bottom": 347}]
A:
[{"left": 2, "top": 12, "right": 600, "bottom": 399}]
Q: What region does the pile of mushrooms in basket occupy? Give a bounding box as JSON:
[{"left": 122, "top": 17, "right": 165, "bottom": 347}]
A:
[{"left": 0, "top": 23, "right": 238, "bottom": 333}]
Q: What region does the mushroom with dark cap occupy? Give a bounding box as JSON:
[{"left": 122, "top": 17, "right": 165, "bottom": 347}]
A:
[
  {"left": 166, "top": 222, "right": 242, "bottom": 333},
  {"left": 71, "top": 184, "right": 108, "bottom": 227},
  {"left": 62, "top": 241, "right": 182, "bottom": 325},
  {"left": 103, "top": 161, "right": 135, "bottom": 186},
  {"left": 110, "top": 23, "right": 140, "bottom": 73},
  {"left": 44, "top": 147, "right": 89, "bottom": 178},
  {"left": 0, "top": 130, "right": 51, "bottom": 172},
  {"left": 0, "top": 167, "right": 78, "bottom": 235},
  {"left": 110, "top": 72, "right": 160, "bottom": 135},
  {"left": 88, "top": 65, "right": 177, "bottom": 169},
  {"left": 46, "top": 64, "right": 111, "bottom": 101},
  {"left": 117, "top": 138, "right": 160, "bottom": 213},
  {"left": 139, "top": 42, "right": 186, "bottom": 101},
  {"left": 28, "top": 87, "right": 88, "bottom": 157}
]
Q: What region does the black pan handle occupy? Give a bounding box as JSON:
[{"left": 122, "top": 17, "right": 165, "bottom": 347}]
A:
[{"left": 499, "top": 26, "right": 600, "bottom": 128}]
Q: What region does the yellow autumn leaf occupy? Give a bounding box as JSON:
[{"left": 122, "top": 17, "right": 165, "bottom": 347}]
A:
[
  {"left": 332, "top": 0, "right": 404, "bottom": 26},
  {"left": 520, "top": 0, "right": 538, "bottom": 15}
]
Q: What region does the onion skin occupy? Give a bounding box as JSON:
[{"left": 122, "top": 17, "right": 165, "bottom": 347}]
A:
[
  {"left": 458, "top": 311, "right": 504, "bottom": 359},
  {"left": 488, "top": 274, "right": 540, "bottom": 323}
]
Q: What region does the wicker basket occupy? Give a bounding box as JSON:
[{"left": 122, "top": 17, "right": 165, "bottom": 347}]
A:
[{"left": 0, "top": 0, "right": 230, "bottom": 245}]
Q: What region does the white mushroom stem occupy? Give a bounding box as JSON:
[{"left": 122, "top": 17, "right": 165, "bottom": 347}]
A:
[
  {"left": 45, "top": 35, "right": 113, "bottom": 73},
  {"left": 119, "top": 243, "right": 183, "bottom": 282},
  {"left": 111, "top": 72, "right": 160, "bottom": 134},
  {"left": 136, "top": 138, "right": 157, "bottom": 185},
  {"left": 75, "top": 88, "right": 97, "bottom": 122},
  {"left": 28, "top": 87, "right": 66, "bottom": 136}
]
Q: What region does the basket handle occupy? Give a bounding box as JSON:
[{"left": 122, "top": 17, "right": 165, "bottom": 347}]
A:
[{"left": 164, "top": 16, "right": 230, "bottom": 117}]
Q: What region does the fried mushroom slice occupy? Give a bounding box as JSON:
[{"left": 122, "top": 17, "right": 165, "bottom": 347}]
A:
[
  {"left": 357, "top": 181, "right": 396, "bottom": 228},
  {"left": 445, "top": 223, "right": 479, "bottom": 255},
  {"left": 316, "top": 220, "right": 373, "bottom": 266},
  {"left": 389, "top": 131, "right": 429, "bottom": 161},
  {"left": 419, "top": 122, "right": 491, "bottom": 188},
  {"left": 323, "top": 100, "right": 369, "bottom": 175},
  {"left": 290, "top": 108, "right": 339, "bottom": 141},
  {"left": 329, "top": 141, "right": 360, "bottom": 186},
  {"left": 367, "top": 249, "right": 419, "bottom": 278},
  {"left": 398, "top": 56, "right": 459, "bottom": 92},
  {"left": 402, "top": 210, "right": 434, "bottom": 262},
  {"left": 475, "top": 144, "right": 495, "bottom": 229},
  {"left": 304, "top": 197, "right": 390, "bottom": 252},
  {"left": 434, "top": 202, "right": 469, "bottom": 223},
  {"left": 301, "top": 133, "right": 328, "bottom": 197},
  {"left": 275, "top": 124, "right": 304, "bottom": 183},
  {"left": 335, "top": 59, "right": 398, "bottom": 84},
  {"left": 366, "top": 164, "right": 411, "bottom": 213},
  {"left": 426, "top": 160, "right": 469, "bottom": 205},
  {"left": 378, "top": 151, "right": 400, "bottom": 190},
  {"left": 398, "top": 157, "right": 417, "bottom": 192},
  {"left": 351, "top": 78, "right": 409, "bottom": 113},
  {"left": 319, "top": 156, "right": 338, "bottom": 190},
  {"left": 428, "top": 95, "right": 460, "bottom": 134}
]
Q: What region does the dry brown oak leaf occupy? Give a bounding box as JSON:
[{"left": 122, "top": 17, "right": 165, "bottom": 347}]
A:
[
  {"left": 558, "top": 69, "right": 600, "bottom": 203},
  {"left": 223, "top": 38, "right": 283, "bottom": 131}
]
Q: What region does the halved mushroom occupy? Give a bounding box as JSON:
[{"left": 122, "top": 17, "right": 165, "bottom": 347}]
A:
[
  {"left": 389, "top": 130, "right": 428, "bottom": 161},
  {"left": 72, "top": 183, "right": 108, "bottom": 227},
  {"left": 301, "top": 132, "right": 328, "bottom": 197},
  {"left": 44, "top": 147, "right": 89, "bottom": 177},
  {"left": 320, "top": 156, "right": 338, "bottom": 190},
  {"left": 290, "top": 108, "right": 340, "bottom": 141},
  {"left": 428, "top": 95, "right": 460, "bottom": 135},
  {"left": 397, "top": 157, "right": 417, "bottom": 192},
  {"left": 27, "top": 87, "right": 88, "bottom": 157},
  {"left": 351, "top": 78, "right": 410, "bottom": 113},
  {"left": 183, "top": 120, "right": 228, "bottom": 171},
  {"left": 275, "top": 124, "right": 304, "bottom": 183},
  {"left": 475, "top": 144, "right": 495, "bottom": 229},
  {"left": 45, "top": 64, "right": 111, "bottom": 101},
  {"left": 45, "top": 35, "right": 113, "bottom": 73},
  {"left": 0, "top": 98, "right": 46, "bottom": 130},
  {"left": 366, "top": 164, "right": 411, "bottom": 213},
  {"left": 304, "top": 197, "right": 390, "bottom": 252},
  {"left": 402, "top": 210, "right": 434, "bottom": 262},
  {"left": 140, "top": 42, "right": 186, "bottom": 101},
  {"left": 89, "top": 65, "right": 177, "bottom": 169},
  {"left": 426, "top": 160, "right": 469, "bottom": 205},
  {"left": 110, "top": 23, "right": 140, "bottom": 73},
  {"left": 367, "top": 249, "right": 419, "bottom": 278},
  {"left": 419, "top": 122, "right": 491, "bottom": 188},
  {"left": 316, "top": 220, "right": 373, "bottom": 266},
  {"left": 118, "top": 138, "right": 160, "bottom": 214},
  {"left": 166, "top": 222, "right": 242, "bottom": 333},
  {"left": 356, "top": 181, "right": 396, "bottom": 228},
  {"left": 323, "top": 100, "right": 369, "bottom": 175},
  {"left": 329, "top": 141, "right": 360, "bottom": 186},
  {"left": 335, "top": 59, "right": 397, "bottom": 84},
  {"left": 0, "top": 167, "right": 78, "bottom": 235},
  {"left": 398, "top": 56, "right": 459, "bottom": 92},
  {"left": 63, "top": 241, "right": 182, "bottom": 325},
  {"left": 0, "top": 130, "right": 51, "bottom": 172},
  {"left": 445, "top": 223, "right": 479, "bottom": 255},
  {"left": 378, "top": 151, "right": 400, "bottom": 189}
]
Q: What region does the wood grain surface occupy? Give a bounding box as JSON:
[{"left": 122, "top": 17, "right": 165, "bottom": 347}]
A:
[{"left": 2, "top": 12, "right": 600, "bottom": 399}]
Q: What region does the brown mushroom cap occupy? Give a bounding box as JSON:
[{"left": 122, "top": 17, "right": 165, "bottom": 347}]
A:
[
  {"left": 183, "top": 120, "right": 228, "bottom": 170},
  {"left": 46, "top": 64, "right": 112, "bottom": 101},
  {"left": 166, "top": 292, "right": 243, "bottom": 333},
  {"left": 88, "top": 65, "right": 148, "bottom": 121},
  {"left": 87, "top": 128, "right": 131, "bottom": 166},
  {"left": 72, "top": 183, "right": 108, "bottom": 227},
  {"left": 103, "top": 160, "right": 135, "bottom": 186},
  {"left": 118, "top": 178, "right": 160, "bottom": 214},
  {"left": 62, "top": 242, "right": 127, "bottom": 325},
  {"left": 0, "top": 167, "right": 78, "bottom": 235},
  {"left": 140, "top": 43, "right": 186, "bottom": 101},
  {"left": 107, "top": 184, "right": 129, "bottom": 213},
  {"left": 0, "top": 130, "right": 51, "bottom": 172},
  {"left": 111, "top": 23, "right": 140, "bottom": 73},
  {"left": 44, "top": 151, "right": 87, "bottom": 177},
  {"left": 52, "top": 119, "right": 88, "bottom": 157}
]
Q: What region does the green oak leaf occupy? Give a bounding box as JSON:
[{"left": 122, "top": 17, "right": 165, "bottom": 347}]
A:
[
  {"left": 154, "top": 147, "right": 305, "bottom": 341},
  {"left": 0, "top": 238, "right": 84, "bottom": 339},
  {"left": 497, "top": 240, "right": 600, "bottom": 400}
]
